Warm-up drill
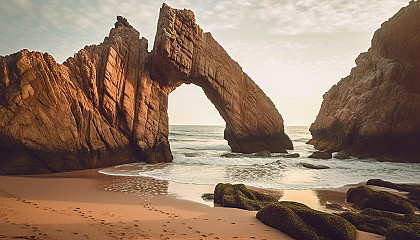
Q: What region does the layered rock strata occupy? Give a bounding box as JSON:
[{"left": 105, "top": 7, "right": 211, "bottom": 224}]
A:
[
  {"left": 0, "top": 5, "right": 292, "bottom": 174},
  {"left": 152, "top": 4, "right": 292, "bottom": 153},
  {"left": 309, "top": 1, "right": 420, "bottom": 162}
]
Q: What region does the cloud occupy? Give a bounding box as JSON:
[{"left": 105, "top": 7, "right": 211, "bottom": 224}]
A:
[{"left": 252, "top": 0, "right": 408, "bottom": 35}]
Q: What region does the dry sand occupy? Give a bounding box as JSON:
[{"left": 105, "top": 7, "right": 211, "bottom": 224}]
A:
[{"left": 0, "top": 169, "right": 384, "bottom": 240}]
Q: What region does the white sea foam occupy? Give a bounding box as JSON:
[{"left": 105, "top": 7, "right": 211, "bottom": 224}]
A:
[{"left": 99, "top": 125, "right": 420, "bottom": 190}]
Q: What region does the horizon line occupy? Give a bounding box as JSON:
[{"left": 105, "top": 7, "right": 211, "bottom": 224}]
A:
[{"left": 169, "top": 124, "right": 310, "bottom": 127}]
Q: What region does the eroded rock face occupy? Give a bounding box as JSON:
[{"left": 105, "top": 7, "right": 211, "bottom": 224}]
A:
[
  {"left": 309, "top": 1, "right": 420, "bottom": 162},
  {"left": 0, "top": 16, "right": 172, "bottom": 174},
  {"left": 0, "top": 5, "right": 291, "bottom": 174},
  {"left": 152, "top": 4, "right": 292, "bottom": 153}
]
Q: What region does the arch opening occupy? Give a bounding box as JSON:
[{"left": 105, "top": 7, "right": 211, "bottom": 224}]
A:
[
  {"left": 168, "top": 84, "right": 225, "bottom": 126},
  {"left": 150, "top": 2, "right": 293, "bottom": 162},
  {"left": 168, "top": 84, "right": 230, "bottom": 162}
]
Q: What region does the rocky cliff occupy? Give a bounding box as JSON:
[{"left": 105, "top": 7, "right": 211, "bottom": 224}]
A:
[
  {"left": 309, "top": 1, "right": 420, "bottom": 162},
  {"left": 0, "top": 4, "right": 292, "bottom": 174}
]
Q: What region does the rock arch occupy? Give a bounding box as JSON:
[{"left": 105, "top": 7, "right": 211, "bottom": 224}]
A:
[
  {"left": 0, "top": 4, "right": 292, "bottom": 174},
  {"left": 152, "top": 4, "right": 292, "bottom": 155}
]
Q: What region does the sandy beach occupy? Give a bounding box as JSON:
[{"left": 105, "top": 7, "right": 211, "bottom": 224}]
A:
[{"left": 0, "top": 169, "right": 384, "bottom": 240}]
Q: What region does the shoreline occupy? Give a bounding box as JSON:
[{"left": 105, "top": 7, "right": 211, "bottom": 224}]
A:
[{"left": 0, "top": 169, "right": 386, "bottom": 239}]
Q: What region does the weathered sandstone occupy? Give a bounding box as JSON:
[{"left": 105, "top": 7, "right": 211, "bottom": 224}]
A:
[
  {"left": 152, "top": 4, "right": 292, "bottom": 153},
  {"left": 0, "top": 5, "right": 292, "bottom": 174},
  {"left": 309, "top": 1, "right": 420, "bottom": 162}
]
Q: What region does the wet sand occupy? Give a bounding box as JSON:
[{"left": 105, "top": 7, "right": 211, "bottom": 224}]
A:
[{"left": 0, "top": 169, "right": 384, "bottom": 240}]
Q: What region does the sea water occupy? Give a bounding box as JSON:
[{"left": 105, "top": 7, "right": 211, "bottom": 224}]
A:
[{"left": 99, "top": 125, "right": 420, "bottom": 190}]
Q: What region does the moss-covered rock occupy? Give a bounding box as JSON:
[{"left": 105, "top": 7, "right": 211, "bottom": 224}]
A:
[
  {"left": 257, "top": 202, "right": 357, "bottom": 240},
  {"left": 346, "top": 186, "right": 416, "bottom": 214},
  {"left": 347, "top": 185, "right": 375, "bottom": 203},
  {"left": 340, "top": 208, "right": 420, "bottom": 239},
  {"left": 340, "top": 211, "right": 393, "bottom": 235},
  {"left": 360, "top": 208, "right": 420, "bottom": 223},
  {"left": 214, "top": 183, "right": 278, "bottom": 211},
  {"left": 366, "top": 179, "right": 420, "bottom": 209},
  {"left": 386, "top": 224, "right": 420, "bottom": 240}
]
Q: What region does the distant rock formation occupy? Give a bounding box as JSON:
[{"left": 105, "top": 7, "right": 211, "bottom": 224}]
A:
[
  {"left": 0, "top": 5, "right": 292, "bottom": 174},
  {"left": 309, "top": 1, "right": 420, "bottom": 163}
]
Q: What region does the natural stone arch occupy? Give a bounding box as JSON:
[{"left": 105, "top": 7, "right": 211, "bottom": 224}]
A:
[
  {"left": 152, "top": 4, "right": 293, "bottom": 154},
  {"left": 0, "top": 4, "right": 292, "bottom": 174}
]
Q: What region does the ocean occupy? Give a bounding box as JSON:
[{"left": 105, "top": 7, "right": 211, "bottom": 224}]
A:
[{"left": 99, "top": 125, "right": 420, "bottom": 191}]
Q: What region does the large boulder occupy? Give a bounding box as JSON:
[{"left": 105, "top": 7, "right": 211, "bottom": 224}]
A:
[
  {"left": 257, "top": 201, "right": 357, "bottom": 240},
  {"left": 308, "top": 1, "right": 420, "bottom": 162},
  {"left": 346, "top": 186, "right": 416, "bottom": 214},
  {"left": 0, "top": 4, "right": 292, "bottom": 174},
  {"left": 213, "top": 183, "right": 278, "bottom": 211}
]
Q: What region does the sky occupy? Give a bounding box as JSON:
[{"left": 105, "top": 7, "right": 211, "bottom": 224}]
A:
[{"left": 0, "top": 0, "right": 409, "bottom": 126}]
